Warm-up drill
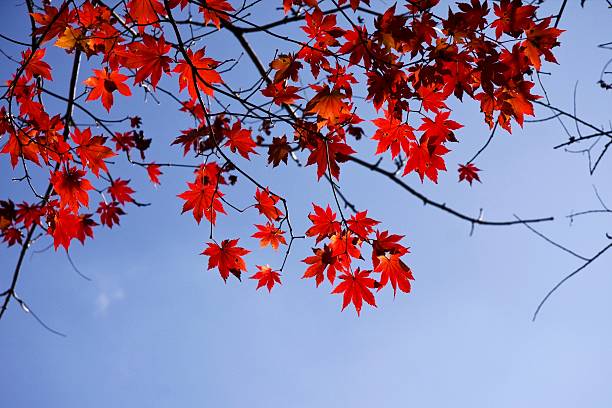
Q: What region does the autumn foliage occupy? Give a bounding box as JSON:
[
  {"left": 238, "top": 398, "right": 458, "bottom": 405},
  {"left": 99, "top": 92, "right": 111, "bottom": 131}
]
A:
[{"left": 0, "top": 0, "right": 564, "bottom": 316}]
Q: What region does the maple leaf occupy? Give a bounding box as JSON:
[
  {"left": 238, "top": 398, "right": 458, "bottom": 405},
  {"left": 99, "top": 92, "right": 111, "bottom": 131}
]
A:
[
  {"left": 261, "top": 82, "right": 302, "bottom": 106},
  {"left": 338, "top": 26, "right": 371, "bottom": 69},
  {"left": 372, "top": 230, "right": 409, "bottom": 267},
  {"left": 121, "top": 34, "right": 172, "bottom": 88},
  {"left": 331, "top": 268, "right": 377, "bottom": 316},
  {"left": 250, "top": 265, "right": 281, "bottom": 292},
  {"left": 267, "top": 135, "right": 292, "bottom": 167},
  {"left": 302, "top": 245, "right": 344, "bottom": 286},
  {"left": 347, "top": 211, "right": 379, "bottom": 240},
  {"left": 48, "top": 208, "right": 81, "bottom": 250},
  {"left": 224, "top": 121, "right": 257, "bottom": 159},
  {"left": 302, "top": 8, "right": 345, "bottom": 47},
  {"left": 252, "top": 223, "right": 287, "bottom": 250},
  {"left": 306, "top": 85, "right": 352, "bottom": 129},
  {"left": 130, "top": 116, "right": 142, "bottom": 128},
  {"left": 75, "top": 213, "right": 97, "bottom": 244},
  {"left": 305, "top": 204, "right": 341, "bottom": 243},
  {"left": 522, "top": 17, "right": 563, "bottom": 71},
  {"left": 372, "top": 111, "right": 415, "bottom": 158},
  {"left": 174, "top": 48, "right": 223, "bottom": 100},
  {"left": 1, "top": 130, "right": 40, "bottom": 168},
  {"left": 366, "top": 69, "right": 408, "bottom": 111},
  {"left": 126, "top": 0, "right": 166, "bottom": 33},
  {"left": 417, "top": 85, "right": 448, "bottom": 113},
  {"left": 329, "top": 231, "right": 362, "bottom": 260},
  {"left": 491, "top": 0, "right": 536, "bottom": 39},
  {"left": 254, "top": 188, "right": 283, "bottom": 221},
  {"left": 418, "top": 111, "right": 463, "bottom": 143},
  {"left": 112, "top": 131, "right": 136, "bottom": 152},
  {"left": 403, "top": 139, "right": 449, "bottom": 183},
  {"left": 21, "top": 49, "right": 52, "bottom": 81},
  {"left": 97, "top": 201, "right": 125, "bottom": 228},
  {"left": 305, "top": 136, "right": 355, "bottom": 180},
  {"left": 269, "top": 54, "right": 302, "bottom": 83},
  {"left": 202, "top": 238, "right": 250, "bottom": 281},
  {"left": 50, "top": 167, "right": 94, "bottom": 212},
  {"left": 178, "top": 178, "right": 226, "bottom": 224},
  {"left": 31, "top": 3, "right": 74, "bottom": 44},
  {"left": 72, "top": 127, "right": 116, "bottom": 177},
  {"left": 147, "top": 164, "right": 162, "bottom": 185},
  {"left": 54, "top": 27, "right": 91, "bottom": 52},
  {"left": 108, "top": 179, "right": 135, "bottom": 205},
  {"left": 458, "top": 163, "right": 481, "bottom": 185},
  {"left": 16, "top": 202, "right": 43, "bottom": 229},
  {"left": 84, "top": 68, "right": 132, "bottom": 112},
  {"left": 2, "top": 227, "right": 22, "bottom": 247},
  {"left": 199, "top": 0, "right": 235, "bottom": 29},
  {"left": 374, "top": 254, "right": 414, "bottom": 296}
]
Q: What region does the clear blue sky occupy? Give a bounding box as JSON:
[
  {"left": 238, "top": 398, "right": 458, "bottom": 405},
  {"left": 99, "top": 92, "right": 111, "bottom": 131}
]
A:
[{"left": 1, "top": 1, "right": 612, "bottom": 407}]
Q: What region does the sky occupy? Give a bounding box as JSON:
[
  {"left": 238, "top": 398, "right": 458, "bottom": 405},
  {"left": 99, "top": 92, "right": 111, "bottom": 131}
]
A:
[{"left": 1, "top": 1, "right": 612, "bottom": 407}]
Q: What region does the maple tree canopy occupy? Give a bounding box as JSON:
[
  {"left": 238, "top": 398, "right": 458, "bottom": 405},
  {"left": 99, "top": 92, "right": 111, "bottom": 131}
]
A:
[{"left": 1, "top": 0, "right": 575, "bottom": 318}]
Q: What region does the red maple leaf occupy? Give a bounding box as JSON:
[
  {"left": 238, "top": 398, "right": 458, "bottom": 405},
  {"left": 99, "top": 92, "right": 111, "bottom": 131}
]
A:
[
  {"left": 202, "top": 238, "right": 250, "bottom": 281},
  {"left": 252, "top": 223, "right": 286, "bottom": 250},
  {"left": 374, "top": 254, "right": 414, "bottom": 295},
  {"left": 72, "top": 127, "right": 116, "bottom": 177},
  {"left": 250, "top": 265, "right": 281, "bottom": 292},
  {"left": 97, "top": 201, "right": 125, "bottom": 228},
  {"left": 302, "top": 245, "right": 345, "bottom": 286},
  {"left": 199, "top": 0, "right": 235, "bottom": 29},
  {"left": 306, "top": 136, "right": 355, "bottom": 180},
  {"left": 418, "top": 111, "right": 463, "bottom": 143},
  {"left": 84, "top": 68, "right": 132, "bottom": 112},
  {"left": 31, "top": 3, "right": 74, "bottom": 44},
  {"left": 224, "top": 121, "right": 257, "bottom": 159},
  {"left": 1, "top": 130, "right": 40, "bottom": 168},
  {"left": 458, "top": 163, "right": 481, "bottom": 185},
  {"left": 417, "top": 85, "right": 448, "bottom": 113},
  {"left": 403, "top": 139, "right": 449, "bottom": 183},
  {"left": 2, "top": 227, "right": 22, "bottom": 247},
  {"left": 302, "top": 8, "right": 345, "bottom": 47},
  {"left": 522, "top": 17, "right": 563, "bottom": 71},
  {"left": 16, "top": 202, "right": 43, "bottom": 229},
  {"left": 372, "top": 110, "right": 415, "bottom": 158},
  {"left": 305, "top": 204, "right": 341, "bottom": 243},
  {"left": 75, "top": 214, "right": 97, "bottom": 244},
  {"left": 254, "top": 188, "right": 283, "bottom": 221},
  {"left": 174, "top": 48, "right": 223, "bottom": 100},
  {"left": 126, "top": 0, "right": 166, "bottom": 33},
  {"left": 338, "top": 26, "right": 371, "bottom": 69},
  {"left": 21, "top": 49, "right": 52, "bottom": 81},
  {"left": 372, "top": 230, "right": 409, "bottom": 267},
  {"left": 491, "top": 0, "right": 536, "bottom": 39},
  {"left": 146, "top": 164, "right": 162, "bottom": 185},
  {"left": 108, "top": 179, "right": 135, "bottom": 205},
  {"left": 347, "top": 211, "right": 379, "bottom": 240},
  {"left": 331, "top": 268, "right": 377, "bottom": 316},
  {"left": 121, "top": 34, "right": 172, "bottom": 88},
  {"left": 48, "top": 207, "right": 81, "bottom": 250},
  {"left": 50, "top": 167, "right": 94, "bottom": 212},
  {"left": 178, "top": 178, "right": 226, "bottom": 224},
  {"left": 261, "top": 82, "right": 302, "bottom": 106}
]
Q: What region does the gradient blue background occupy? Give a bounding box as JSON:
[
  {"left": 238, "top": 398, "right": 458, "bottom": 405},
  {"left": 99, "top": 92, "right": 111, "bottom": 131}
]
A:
[{"left": 1, "top": 1, "right": 612, "bottom": 406}]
